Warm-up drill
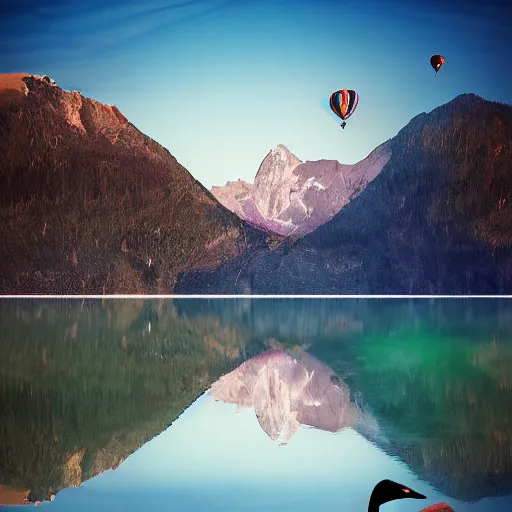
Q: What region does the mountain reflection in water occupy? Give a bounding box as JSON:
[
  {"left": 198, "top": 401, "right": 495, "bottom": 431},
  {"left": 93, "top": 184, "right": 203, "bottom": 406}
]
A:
[
  {"left": 0, "top": 298, "right": 511, "bottom": 511},
  {"left": 209, "top": 338, "right": 379, "bottom": 445}
]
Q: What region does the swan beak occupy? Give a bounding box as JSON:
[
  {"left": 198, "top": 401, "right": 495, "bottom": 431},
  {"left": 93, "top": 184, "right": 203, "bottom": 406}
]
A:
[{"left": 408, "top": 489, "right": 427, "bottom": 500}]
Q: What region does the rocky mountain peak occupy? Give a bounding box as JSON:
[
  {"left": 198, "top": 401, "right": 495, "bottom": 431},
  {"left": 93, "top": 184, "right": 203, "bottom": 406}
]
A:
[
  {"left": 254, "top": 144, "right": 301, "bottom": 182},
  {"left": 268, "top": 143, "right": 300, "bottom": 162},
  {"left": 212, "top": 141, "right": 391, "bottom": 237},
  {"left": 251, "top": 144, "right": 302, "bottom": 220}
]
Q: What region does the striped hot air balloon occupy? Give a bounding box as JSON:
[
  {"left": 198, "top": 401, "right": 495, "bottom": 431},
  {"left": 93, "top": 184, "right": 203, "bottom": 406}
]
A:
[{"left": 329, "top": 89, "right": 359, "bottom": 129}]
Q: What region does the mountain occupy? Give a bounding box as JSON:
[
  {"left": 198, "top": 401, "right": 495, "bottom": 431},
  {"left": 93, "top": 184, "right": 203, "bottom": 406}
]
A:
[
  {"left": 210, "top": 179, "right": 252, "bottom": 219},
  {"left": 176, "top": 93, "right": 512, "bottom": 294},
  {"left": 211, "top": 142, "right": 391, "bottom": 237},
  {"left": 0, "top": 73, "right": 269, "bottom": 294}
]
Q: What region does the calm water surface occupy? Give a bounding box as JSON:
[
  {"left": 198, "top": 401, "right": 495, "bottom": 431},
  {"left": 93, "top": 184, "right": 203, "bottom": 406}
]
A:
[{"left": 0, "top": 298, "right": 511, "bottom": 511}]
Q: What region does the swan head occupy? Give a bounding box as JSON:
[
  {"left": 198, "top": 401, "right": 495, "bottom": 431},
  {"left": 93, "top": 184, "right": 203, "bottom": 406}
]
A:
[{"left": 369, "top": 480, "right": 426, "bottom": 510}]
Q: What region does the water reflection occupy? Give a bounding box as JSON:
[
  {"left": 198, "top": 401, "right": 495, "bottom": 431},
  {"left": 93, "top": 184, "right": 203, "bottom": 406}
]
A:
[
  {"left": 0, "top": 298, "right": 511, "bottom": 510},
  {"left": 0, "top": 299, "right": 254, "bottom": 506},
  {"left": 209, "top": 338, "right": 377, "bottom": 445}
]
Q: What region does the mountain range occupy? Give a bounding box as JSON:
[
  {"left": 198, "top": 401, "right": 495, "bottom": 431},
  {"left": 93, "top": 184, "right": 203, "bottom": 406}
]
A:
[
  {"left": 177, "top": 94, "right": 512, "bottom": 294},
  {"left": 211, "top": 141, "right": 391, "bottom": 237},
  {"left": 1, "top": 72, "right": 511, "bottom": 294}
]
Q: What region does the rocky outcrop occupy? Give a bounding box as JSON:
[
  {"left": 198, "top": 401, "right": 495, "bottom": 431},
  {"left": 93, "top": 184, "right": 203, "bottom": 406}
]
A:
[
  {"left": 211, "top": 142, "right": 391, "bottom": 237},
  {"left": 251, "top": 145, "right": 303, "bottom": 222},
  {"left": 211, "top": 179, "right": 252, "bottom": 219}
]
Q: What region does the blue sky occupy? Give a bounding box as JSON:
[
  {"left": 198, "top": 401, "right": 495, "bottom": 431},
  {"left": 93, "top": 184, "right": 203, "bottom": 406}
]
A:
[{"left": 1, "top": 0, "right": 511, "bottom": 189}]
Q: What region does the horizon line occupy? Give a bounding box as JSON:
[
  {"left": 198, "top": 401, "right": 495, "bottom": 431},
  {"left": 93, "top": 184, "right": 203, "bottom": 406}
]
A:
[{"left": 0, "top": 294, "right": 511, "bottom": 300}]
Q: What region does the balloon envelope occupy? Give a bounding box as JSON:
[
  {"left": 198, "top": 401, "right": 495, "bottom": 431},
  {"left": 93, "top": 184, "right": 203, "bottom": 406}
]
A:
[
  {"left": 329, "top": 89, "right": 359, "bottom": 121},
  {"left": 430, "top": 55, "right": 445, "bottom": 72}
]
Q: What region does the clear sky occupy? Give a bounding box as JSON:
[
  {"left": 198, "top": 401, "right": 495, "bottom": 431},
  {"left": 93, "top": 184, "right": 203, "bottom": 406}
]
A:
[{"left": 1, "top": 0, "right": 511, "bottom": 189}]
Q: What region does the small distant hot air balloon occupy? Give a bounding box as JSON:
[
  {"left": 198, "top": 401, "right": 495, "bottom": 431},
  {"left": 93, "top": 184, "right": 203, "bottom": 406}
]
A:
[
  {"left": 329, "top": 89, "right": 359, "bottom": 129},
  {"left": 430, "top": 55, "right": 445, "bottom": 75}
]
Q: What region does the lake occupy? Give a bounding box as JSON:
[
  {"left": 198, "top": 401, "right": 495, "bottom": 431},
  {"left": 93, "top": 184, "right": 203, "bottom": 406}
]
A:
[{"left": 0, "top": 298, "right": 511, "bottom": 511}]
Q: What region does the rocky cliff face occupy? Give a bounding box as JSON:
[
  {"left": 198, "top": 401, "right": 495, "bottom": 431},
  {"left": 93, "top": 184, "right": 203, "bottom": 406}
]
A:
[
  {"left": 211, "top": 142, "right": 391, "bottom": 237},
  {"left": 177, "top": 93, "right": 512, "bottom": 294},
  {"left": 210, "top": 179, "right": 252, "bottom": 219},
  {"left": 251, "top": 145, "right": 303, "bottom": 224},
  {"left": 0, "top": 73, "right": 268, "bottom": 293}
]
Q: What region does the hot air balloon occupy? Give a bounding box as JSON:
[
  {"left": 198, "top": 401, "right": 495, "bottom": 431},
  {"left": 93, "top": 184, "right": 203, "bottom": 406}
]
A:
[
  {"left": 329, "top": 89, "right": 359, "bottom": 129},
  {"left": 430, "top": 55, "right": 445, "bottom": 74}
]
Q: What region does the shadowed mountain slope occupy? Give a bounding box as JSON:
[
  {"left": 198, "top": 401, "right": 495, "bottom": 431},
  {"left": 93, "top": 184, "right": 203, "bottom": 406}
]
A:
[
  {"left": 177, "top": 94, "right": 512, "bottom": 294},
  {"left": 0, "top": 73, "right": 269, "bottom": 294}
]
